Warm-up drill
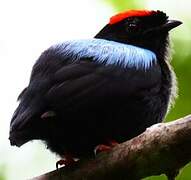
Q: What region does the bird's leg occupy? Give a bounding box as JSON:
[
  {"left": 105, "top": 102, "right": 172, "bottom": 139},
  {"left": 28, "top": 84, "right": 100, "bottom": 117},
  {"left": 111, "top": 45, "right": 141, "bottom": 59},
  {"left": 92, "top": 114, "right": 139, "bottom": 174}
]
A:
[
  {"left": 56, "top": 153, "right": 75, "bottom": 169},
  {"left": 94, "top": 139, "right": 119, "bottom": 155},
  {"left": 108, "top": 139, "right": 119, "bottom": 147}
]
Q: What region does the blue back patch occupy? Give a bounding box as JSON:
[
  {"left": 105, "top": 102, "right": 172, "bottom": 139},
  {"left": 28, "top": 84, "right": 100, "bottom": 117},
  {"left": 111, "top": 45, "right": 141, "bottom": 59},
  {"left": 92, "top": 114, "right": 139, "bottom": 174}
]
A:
[{"left": 52, "top": 39, "right": 157, "bottom": 70}]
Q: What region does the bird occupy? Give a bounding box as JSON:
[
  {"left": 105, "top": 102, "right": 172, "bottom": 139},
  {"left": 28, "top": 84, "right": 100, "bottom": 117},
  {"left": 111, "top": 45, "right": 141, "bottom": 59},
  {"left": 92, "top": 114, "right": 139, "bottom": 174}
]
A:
[{"left": 9, "top": 10, "right": 182, "bottom": 165}]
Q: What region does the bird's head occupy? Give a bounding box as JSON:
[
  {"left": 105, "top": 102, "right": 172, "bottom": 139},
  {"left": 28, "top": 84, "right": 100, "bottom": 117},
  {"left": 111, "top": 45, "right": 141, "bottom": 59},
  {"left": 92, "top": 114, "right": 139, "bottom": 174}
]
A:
[{"left": 95, "top": 10, "right": 182, "bottom": 58}]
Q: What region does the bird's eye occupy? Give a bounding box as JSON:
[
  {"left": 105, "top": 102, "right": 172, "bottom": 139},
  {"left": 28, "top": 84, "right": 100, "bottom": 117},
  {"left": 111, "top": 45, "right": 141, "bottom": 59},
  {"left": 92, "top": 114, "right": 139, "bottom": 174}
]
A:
[
  {"left": 128, "top": 22, "right": 137, "bottom": 28},
  {"left": 125, "top": 18, "right": 139, "bottom": 31}
]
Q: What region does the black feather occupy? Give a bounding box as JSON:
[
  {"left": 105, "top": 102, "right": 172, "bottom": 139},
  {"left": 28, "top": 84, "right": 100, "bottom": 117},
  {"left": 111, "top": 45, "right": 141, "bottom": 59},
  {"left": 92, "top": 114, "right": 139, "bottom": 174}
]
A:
[{"left": 9, "top": 10, "right": 180, "bottom": 159}]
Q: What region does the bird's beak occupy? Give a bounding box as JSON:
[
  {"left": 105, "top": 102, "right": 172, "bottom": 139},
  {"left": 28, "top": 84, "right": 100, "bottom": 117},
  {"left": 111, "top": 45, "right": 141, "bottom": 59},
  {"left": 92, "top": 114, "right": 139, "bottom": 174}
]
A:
[
  {"left": 144, "top": 20, "right": 182, "bottom": 36},
  {"left": 160, "top": 20, "right": 182, "bottom": 32}
]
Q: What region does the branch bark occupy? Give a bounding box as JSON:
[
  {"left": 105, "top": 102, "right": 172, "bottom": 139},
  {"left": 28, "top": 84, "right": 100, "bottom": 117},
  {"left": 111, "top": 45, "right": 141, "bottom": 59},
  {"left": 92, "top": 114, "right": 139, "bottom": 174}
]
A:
[{"left": 31, "top": 114, "right": 191, "bottom": 180}]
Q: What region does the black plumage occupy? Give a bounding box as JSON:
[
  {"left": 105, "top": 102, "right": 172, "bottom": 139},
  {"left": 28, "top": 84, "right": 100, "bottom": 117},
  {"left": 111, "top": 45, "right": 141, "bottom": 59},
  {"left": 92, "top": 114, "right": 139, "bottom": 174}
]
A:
[{"left": 9, "top": 10, "right": 181, "bottom": 158}]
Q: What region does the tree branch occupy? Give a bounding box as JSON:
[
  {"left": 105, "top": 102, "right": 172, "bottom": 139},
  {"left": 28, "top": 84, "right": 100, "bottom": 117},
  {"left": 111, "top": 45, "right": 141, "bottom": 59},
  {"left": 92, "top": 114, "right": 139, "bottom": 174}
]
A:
[{"left": 31, "top": 114, "right": 191, "bottom": 180}]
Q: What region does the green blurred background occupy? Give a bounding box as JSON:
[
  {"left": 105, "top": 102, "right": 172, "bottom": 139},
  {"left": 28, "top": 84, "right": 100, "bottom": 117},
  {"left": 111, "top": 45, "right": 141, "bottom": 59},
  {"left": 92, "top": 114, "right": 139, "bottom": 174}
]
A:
[{"left": 0, "top": 0, "right": 190, "bottom": 179}]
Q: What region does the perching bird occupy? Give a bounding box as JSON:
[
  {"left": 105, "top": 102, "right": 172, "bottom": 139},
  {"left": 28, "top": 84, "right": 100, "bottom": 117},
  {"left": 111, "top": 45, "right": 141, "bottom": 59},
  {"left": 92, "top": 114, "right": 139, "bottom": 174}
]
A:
[{"left": 9, "top": 10, "right": 182, "bottom": 163}]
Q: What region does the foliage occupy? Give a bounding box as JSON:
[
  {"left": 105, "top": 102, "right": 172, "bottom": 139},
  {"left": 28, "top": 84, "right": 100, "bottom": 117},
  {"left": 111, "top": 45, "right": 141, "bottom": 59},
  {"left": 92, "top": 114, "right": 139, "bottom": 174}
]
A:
[
  {"left": 103, "top": 0, "right": 145, "bottom": 11},
  {"left": 0, "top": 165, "right": 6, "bottom": 180}
]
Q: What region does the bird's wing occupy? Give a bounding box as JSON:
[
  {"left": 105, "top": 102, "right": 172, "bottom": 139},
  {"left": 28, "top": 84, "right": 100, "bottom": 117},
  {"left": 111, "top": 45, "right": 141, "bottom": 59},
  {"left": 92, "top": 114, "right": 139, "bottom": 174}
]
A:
[
  {"left": 44, "top": 60, "right": 161, "bottom": 112},
  {"left": 10, "top": 39, "right": 161, "bottom": 130}
]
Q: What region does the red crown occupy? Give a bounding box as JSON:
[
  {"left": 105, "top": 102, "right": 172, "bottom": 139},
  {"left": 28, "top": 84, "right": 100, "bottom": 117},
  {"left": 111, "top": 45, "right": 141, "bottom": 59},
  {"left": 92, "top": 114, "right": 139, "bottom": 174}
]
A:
[{"left": 109, "top": 10, "right": 156, "bottom": 25}]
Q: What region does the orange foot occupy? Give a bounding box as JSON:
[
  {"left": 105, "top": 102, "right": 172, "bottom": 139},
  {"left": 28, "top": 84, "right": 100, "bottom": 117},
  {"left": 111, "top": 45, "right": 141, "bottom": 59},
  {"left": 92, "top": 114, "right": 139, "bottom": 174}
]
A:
[
  {"left": 94, "top": 139, "right": 119, "bottom": 155},
  {"left": 56, "top": 154, "right": 75, "bottom": 169}
]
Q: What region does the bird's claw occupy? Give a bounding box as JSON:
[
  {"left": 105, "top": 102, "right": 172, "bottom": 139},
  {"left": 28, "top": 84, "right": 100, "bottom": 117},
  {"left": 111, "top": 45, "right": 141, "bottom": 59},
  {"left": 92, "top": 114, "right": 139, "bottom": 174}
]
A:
[
  {"left": 94, "top": 144, "right": 112, "bottom": 155},
  {"left": 56, "top": 156, "right": 75, "bottom": 169},
  {"left": 94, "top": 139, "right": 119, "bottom": 155}
]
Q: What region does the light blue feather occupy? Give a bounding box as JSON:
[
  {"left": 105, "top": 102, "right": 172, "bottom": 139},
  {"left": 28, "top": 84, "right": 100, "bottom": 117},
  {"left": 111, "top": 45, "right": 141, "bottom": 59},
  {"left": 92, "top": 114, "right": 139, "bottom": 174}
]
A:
[{"left": 52, "top": 39, "right": 157, "bottom": 70}]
